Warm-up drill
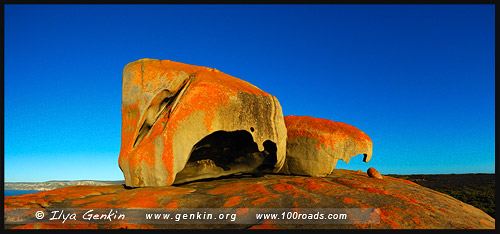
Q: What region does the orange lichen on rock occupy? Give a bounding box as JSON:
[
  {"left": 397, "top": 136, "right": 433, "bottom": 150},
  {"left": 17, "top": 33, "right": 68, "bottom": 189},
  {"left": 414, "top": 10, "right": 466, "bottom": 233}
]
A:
[
  {"left": 289, "top": 177, "right": 326, "bottom": 193},
  {"left": 119, "top": 59, "right": 287, "bottom": 187},
  {"left": 235, "top": 208, "right": 249, "bottom": 215},
  {"left": 271, "top": 183, "right": 310, "bottom": 198},
  {"left": 250, "top": 197, "right": 274, "bottom": 206},
  {"left": 209, "top": 181, "right": 280, "bottom": 207},
  {"left": 223, "top": 196, "right": 242, "bottom": 208},
  {"left": 379, "top": 209, "right": 404, "bottom": 229},
  {"left": 284, "top": 115, "right": 371, "bottom": 147},
  {"left": 165, "top": 200, "right": 179, "bottom": 209},
  {"left": 361, "top": 187, "right": 391, "bottom": 195},
  {"left": 333, "top": 177, "right": 364, "bottom": 189},
  {"left": 279, "top": 115, "right": 373, "bottom": 177},
  {"left": 243, "top": 184, "right": 277, "bottom": 198},
  {"left": 341, "top": 197, "right": 358, "bottom": 204},
  {"left": 3, "top": 171, "right": 495, "bottom": 229}
]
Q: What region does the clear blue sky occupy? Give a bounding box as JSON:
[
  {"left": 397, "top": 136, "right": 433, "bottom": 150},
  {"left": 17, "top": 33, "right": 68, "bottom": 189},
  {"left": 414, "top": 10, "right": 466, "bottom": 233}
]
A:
[{"left": 4, "top": 4, "right": 495, "bottom": 182}]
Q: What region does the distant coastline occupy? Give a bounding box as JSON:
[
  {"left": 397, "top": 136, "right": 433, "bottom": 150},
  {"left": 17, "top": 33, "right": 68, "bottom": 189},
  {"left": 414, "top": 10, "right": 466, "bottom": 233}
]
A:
[
  {"left": 5, "top": 190, "right": 41, "bottom": 197},
  {"left": 4, "top": 180, "right": 124, "bottom": 191}
]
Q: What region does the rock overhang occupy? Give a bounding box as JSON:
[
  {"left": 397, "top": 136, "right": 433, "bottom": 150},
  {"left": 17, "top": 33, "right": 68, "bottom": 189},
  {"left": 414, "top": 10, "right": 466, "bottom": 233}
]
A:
[
  {"left": 119, "top": 59, "right": 287, "bottom": 187},
  {"left": 279, "top": 115, "right": 373, "bottom": 177}
]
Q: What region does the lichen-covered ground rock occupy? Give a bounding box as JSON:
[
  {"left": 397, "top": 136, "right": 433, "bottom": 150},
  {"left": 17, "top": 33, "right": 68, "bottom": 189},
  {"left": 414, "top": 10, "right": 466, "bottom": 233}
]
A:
[
  {"left": 4, "top": 170, "right": 494, "bottom": 229},
  {"left": 119, "top": 59, "right": 287, "bottom": 187},
  {"left": 279, "top": 115, "right": 373, "bottom": 177}
]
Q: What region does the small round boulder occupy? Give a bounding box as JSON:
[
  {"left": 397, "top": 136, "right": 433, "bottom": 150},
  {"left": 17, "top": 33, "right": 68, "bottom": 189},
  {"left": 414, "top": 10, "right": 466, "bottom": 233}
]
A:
[{"left": 367, "top": 167, "right": 383, "bottom": 179}]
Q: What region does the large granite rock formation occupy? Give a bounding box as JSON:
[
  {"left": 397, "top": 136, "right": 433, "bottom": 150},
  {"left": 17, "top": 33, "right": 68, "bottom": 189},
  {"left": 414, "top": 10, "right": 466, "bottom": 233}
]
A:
[
  {"left": 279, "top": 115, "right": 373, "bottom": 177},
  {"left": 4, "top": 170, "right": 494, "bottom": 229},
  {"left": 119, "top": 59, "right": 287, "bottom": 187}
]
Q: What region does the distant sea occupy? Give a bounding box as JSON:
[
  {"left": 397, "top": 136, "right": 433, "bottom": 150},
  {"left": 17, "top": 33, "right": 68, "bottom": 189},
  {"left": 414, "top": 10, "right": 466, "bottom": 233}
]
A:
[{"left": 4, "top": 190, "right": 41, "bottom": 197}]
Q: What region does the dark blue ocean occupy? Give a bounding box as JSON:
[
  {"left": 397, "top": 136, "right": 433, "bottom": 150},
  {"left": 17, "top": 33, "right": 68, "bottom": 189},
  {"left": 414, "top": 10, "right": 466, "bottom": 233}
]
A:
[{"left": 4, "top": 190, "right": 41, "bottom": 197}]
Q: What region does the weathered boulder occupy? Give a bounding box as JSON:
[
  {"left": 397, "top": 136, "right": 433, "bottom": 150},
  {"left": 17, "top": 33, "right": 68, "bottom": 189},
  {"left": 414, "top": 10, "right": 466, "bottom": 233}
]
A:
[
  {"left": 279, "top": 115, "right": 373, "bottom": 177},
  {"left": 367, "top": 167, "right": 383, "bottom": 179},
  {"left": 119, "top": 59, "right": 287, "bottom": 187},
  {"left": 4, "top": 170, "right": 494, "bottom": 229}
]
